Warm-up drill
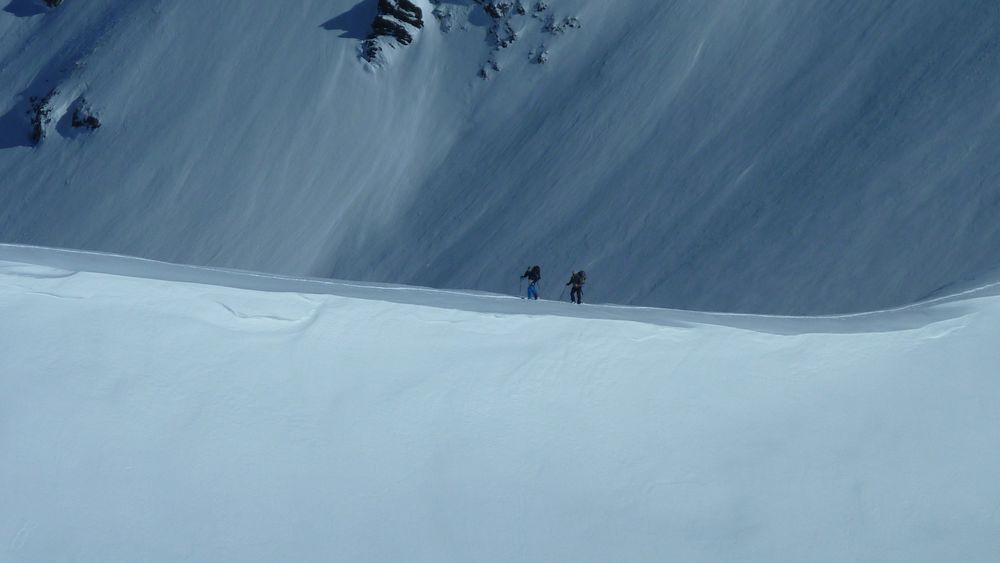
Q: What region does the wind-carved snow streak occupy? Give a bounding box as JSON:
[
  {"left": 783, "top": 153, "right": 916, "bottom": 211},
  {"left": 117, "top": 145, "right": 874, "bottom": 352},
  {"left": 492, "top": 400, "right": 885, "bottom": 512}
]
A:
[
  {"left": 0, "top": 263, "right": 76, "bottom": 279},
  {"left": 7, "top": 519, "right": 34, "bottom": 553},
  {"left": 23, "top": 291, "right": 85, "bottom": 300},
  {"left": 205, "top": 293, "right": 323, "bottom": 333}
]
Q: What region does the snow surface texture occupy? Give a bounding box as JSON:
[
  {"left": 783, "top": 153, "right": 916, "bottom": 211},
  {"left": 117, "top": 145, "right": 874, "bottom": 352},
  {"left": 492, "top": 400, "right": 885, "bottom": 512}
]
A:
[
  {"left": 2, "top": 1, "right": 1000, "bottom": 314},
  {"left": 2, "top": 243, "right": 1000, "bottom": 561}
]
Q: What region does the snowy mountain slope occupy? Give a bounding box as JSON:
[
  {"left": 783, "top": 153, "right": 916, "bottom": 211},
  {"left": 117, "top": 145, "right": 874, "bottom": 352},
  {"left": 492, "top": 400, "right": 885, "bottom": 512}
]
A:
[
  {"left": 2, "top": 244, "right": 1000, "bottom": 561},
  {"left": 2, "top": 1, "right": 1000, "bottom": 314}
]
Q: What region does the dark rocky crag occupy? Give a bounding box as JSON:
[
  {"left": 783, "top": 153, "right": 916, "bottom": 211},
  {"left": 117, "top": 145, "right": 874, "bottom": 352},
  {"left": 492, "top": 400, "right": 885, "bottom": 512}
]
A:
[
  {"left": 27, "top": 89, "right": 57, "bottom": 145},
  {"left": 70, "top": 98, "right": 101, "bottom": 130},
  {"left": 470, "top": 1, "right": 578, "bottom": 78},
  {"left": 360, "top": 0, "right": 580, "bottom": 74},
  {"left": 362, "top": 0, "right": 424, "bottom": 63}
]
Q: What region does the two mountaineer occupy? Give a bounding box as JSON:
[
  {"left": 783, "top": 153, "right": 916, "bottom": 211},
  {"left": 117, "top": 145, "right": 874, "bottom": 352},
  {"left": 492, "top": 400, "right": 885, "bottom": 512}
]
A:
[{"left": 520, "top": 265, "right": 587, "bottom": 304}]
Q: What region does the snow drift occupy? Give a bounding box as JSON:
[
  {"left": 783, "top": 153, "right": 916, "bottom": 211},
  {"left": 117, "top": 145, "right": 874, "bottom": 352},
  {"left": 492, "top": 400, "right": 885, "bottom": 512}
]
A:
[
  {"left": 2, "top": 243, "right": 1000, "bottom": 561},
  {"left": 2, "top": 0, "right": 1000, "bottom": 314}
]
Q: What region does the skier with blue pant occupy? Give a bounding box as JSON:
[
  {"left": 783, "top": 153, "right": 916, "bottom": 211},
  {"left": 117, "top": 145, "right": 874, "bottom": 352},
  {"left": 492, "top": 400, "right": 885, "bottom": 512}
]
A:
[{"left": 521, "top": 265, "right": 541, "bottom": 300}]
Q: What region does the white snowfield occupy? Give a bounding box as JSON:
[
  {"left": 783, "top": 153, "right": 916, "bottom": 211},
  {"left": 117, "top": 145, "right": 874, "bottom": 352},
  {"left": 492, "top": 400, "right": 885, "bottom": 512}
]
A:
[{"left": 2, "top": 244, "right": 999, "bottom": 561}]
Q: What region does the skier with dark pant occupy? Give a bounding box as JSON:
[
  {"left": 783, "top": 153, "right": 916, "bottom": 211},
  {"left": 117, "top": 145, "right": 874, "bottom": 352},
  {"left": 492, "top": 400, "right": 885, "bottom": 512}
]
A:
[
  {"left": 521, "top": 265, "right": 541, "bottom": 300},
  {"left": 566, "top": 271, "right": 586, "bottom": 304}
]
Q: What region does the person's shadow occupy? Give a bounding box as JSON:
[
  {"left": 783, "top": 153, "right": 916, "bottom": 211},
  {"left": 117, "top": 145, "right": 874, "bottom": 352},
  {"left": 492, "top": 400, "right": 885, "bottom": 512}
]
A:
[
  {"left": 320, "top": 0, "right": 377, "bottom": 39},
  {"left": 3, "top": 0, "right": 47, "bottom": 18}
]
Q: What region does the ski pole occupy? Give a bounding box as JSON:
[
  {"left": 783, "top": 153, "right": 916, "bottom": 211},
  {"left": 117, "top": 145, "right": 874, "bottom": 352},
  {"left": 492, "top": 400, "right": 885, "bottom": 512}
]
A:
[
  {"left": 519, "top": 278, "right": 523, "bottom": 297},
  {"left": 559, "top": 286, "right": 566, "bottom": 301}
]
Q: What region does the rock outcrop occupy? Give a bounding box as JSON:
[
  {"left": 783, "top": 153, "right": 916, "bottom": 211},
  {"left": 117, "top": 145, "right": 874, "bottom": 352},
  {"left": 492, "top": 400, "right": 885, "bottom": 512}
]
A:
[
  {"left": 27, "top": 89, "right": 57, "bottom": 145},
  {"left": 70, "top": 98, "right": 101, "bottom": 130},
  {"left": 361, "top": 0, "right": 425, "bottom": 64},
  {"left": 361, "top": 0, "right": 581, "bottom": 75},
  {"left": 471, "top": 0, "right": 579, "bottom": 78},
  {"left": 542, "top": 15, "right": 581, "bottom": 34}
]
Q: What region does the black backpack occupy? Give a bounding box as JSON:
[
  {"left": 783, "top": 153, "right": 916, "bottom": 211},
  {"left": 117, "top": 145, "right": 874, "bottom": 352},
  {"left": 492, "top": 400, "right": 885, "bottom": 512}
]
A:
[
  {"left": 530, "top": 265, "right": 541, "bottom": 280},
  {"left": 577, "top": 270, "right": 587, "bottom": 284}
]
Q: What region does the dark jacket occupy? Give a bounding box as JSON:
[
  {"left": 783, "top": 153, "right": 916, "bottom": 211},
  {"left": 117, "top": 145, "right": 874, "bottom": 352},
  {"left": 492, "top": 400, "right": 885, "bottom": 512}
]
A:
[
  {"left": 566, "top": 272, "right": 585, "bottom": 287},
  {"left": 522, "top": 266, "right": 541, "bottom": 282}
]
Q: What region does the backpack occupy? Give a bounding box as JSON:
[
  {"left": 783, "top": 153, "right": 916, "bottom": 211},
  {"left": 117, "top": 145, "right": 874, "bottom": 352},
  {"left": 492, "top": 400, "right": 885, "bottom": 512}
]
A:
[
  {"left": 528, "top": 265, "right": 540, "bottom": 280},
  {"left": 578, "top": 270, "right": 586, "bottom": 284}
]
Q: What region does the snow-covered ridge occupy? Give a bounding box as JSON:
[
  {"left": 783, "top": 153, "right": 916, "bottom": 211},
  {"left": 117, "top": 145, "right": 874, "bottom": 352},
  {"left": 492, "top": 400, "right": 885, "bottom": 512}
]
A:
[
  {"left": 2, "top": 1, "right": 1000, "bottom": 316},
  {"left": 2, "top": 243, "right": 1000, "bottom": 560},
  {"left": 2, "top": 242, "right": 993, "bottom": 334}
]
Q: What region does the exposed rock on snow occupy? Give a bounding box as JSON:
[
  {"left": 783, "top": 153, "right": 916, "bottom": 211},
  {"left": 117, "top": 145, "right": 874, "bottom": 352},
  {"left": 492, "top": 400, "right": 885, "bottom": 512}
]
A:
[
  {"left": 478, "top": 1, "right": 512, "bottom": 19},
  {"left": 377, "top": 0, "right": 423, "bottom": 31},
  {"left": 422, "top": 0, "right": 580, "bottom": 76},
  {"left": 361, "top": 0, "right": 425, "bottom": 64},
  {"left": 529, "top": 46, "right": 549, "bottom": 64},
  {"left": 69, "top": 98, "right": 100, "bottom": 131},
  {"left": 429, "top": 1, "right": 456, "bottom": 32},
  {"left": 476, "top": 0, "right": 519, "bottom": 49},
  {"left": 478, "top": 57, "right": 502, "bottom": 79},
  {"left": 542, "top": 15, "right": 580, "bottom": 34},
  {"left": 469, "top": 0, "right": 578, "bottom": 76},
  {"left": 27, "top": 89, "right": 57, "bottom": 145}
]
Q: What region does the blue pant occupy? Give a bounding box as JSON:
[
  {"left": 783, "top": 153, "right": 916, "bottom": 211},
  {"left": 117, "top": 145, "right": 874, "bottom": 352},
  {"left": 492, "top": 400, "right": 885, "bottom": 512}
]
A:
[{"left": 527, "top": 282, "right": 538, "bottom": 300}]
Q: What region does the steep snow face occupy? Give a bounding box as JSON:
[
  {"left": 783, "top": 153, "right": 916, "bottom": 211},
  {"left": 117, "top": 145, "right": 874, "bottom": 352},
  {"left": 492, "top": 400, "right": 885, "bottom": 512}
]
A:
[
  {"left": 1, "top": 1, "right": 1000, "bottom": 314},
  {"left": 2, "top": 244, "right": 1000, "bottom": 560}
]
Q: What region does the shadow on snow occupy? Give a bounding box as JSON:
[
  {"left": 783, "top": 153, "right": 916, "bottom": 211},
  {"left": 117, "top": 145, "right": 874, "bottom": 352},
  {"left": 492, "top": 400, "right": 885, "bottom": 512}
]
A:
[
  {"left": 3, "top": 0, "right": 47, "bottom": 18},
  {"left": 320, "top": 0, "right": 377, "bottom": 39}
]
